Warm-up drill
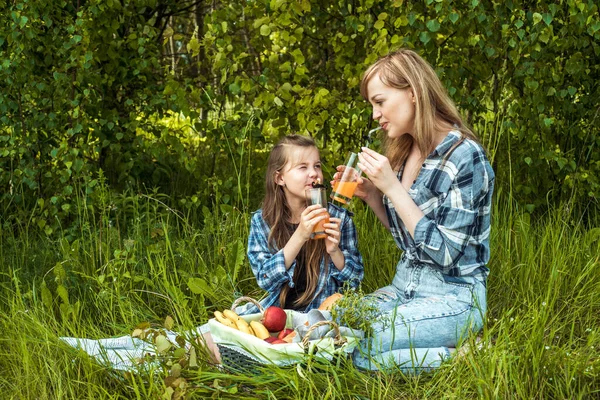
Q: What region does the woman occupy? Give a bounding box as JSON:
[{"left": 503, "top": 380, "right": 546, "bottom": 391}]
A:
[{"left": 340, "top": 49, "right": 495, "bottom": 372}]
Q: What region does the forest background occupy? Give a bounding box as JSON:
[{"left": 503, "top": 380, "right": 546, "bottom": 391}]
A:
[{"left": 1, "top": 0, "right": 599, "bottom": 399}]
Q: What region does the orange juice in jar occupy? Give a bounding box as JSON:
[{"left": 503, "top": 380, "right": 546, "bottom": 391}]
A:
[
  {"left": 331, "top": 128, "right": 381, "bottom": 206},
  {"left": 311, "top": 209, "right": 329, "bottom": 239},
  {"left": 331, "top": 152, "right": 361, "bottom": 206},
  {"left": 305, "top": 179, "right": 329, "bottom": 240},
  {"left": 331, "top": 180, "right": 358, "bottom": 205}
]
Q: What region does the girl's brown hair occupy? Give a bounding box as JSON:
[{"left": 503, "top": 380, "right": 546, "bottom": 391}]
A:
[
  {"left": 262, "top": 135, "right": 328, "bottom": 309},
  {"left": 360, "top": 49, "right": 478, "bottom": 170}
]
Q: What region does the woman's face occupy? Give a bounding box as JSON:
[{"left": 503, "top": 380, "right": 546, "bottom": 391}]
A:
[
  {"left": 276, "top": 146, "right": 323, "bottom": 206},
  {"left": 367, "top": 73, "right": 415, "bottom": 139}
]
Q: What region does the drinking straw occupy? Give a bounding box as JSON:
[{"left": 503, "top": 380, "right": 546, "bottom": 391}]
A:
[
  {"left": 357, "top": 126, "right": 382, "bottom": 175},
  {"left": 363, "top": 126, "right": 382, "bottom": 148}
]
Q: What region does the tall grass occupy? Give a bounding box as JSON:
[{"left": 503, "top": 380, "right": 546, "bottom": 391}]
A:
[{"left": 1, "top": 192, "right": 599, "bottom": 399}]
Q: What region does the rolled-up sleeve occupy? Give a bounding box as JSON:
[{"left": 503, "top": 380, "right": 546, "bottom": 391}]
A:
[
  {"left": 247, "top": 212, "right": 295, "bottom": 293},
  {"left": 329, "top": 209, "right": 364, "bottom": 287},
  {"left": 413, "top": 152, "right": 491, "bottom": 273}
]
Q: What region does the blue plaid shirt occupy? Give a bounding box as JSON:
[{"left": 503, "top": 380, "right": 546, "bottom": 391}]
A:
[
  {"left": 383, "top": 130, "right": 495, "bottom": 279},
  {"left": 241, "top": 203, "right": 364, "bottom": 315}
]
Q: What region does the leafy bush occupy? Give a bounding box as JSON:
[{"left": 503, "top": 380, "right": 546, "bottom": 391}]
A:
[{"left": 2, "top": 0, "right": 599, "bottom": 235}]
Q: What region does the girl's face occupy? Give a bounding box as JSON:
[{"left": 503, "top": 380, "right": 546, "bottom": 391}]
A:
[
  {"left": 276, "top": 146, "right": 323, "bottom": 206},
  {"left": 367, "top": 73, "right": 415, "bottom": 139}
]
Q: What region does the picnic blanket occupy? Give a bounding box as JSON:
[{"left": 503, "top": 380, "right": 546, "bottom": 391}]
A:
[
  {"left": 60, "top": 329, "right": 187, "bottom": 371},
  {"left": 60, "top": 310, "right": 362, "bottom": 371}
]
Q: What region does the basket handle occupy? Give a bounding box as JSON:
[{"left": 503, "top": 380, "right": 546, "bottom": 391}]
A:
[
  {"left": 301, "top": 320, "right": 346, "bottom": 348},
  {"left": 230, "top": 296, "right": 265, "bottom": 313}
]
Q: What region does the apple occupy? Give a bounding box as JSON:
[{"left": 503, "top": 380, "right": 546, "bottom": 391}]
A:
[
  {"left": 277, "top": 328, "right": 294, "bottom": 340},
  {"left": 262, "top": 306, "right": 287, "bottom": 332},
  {"left": 270, "top": 339, "right": 286, "bottom": 345},
  {"left": 264, "top": 336, "right": 278, "bottom": 343}
]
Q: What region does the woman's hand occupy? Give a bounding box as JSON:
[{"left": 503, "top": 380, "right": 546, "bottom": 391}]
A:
[
  {"left": 354, "top": 175, "right": 378, "bottom": 202},
  {"left": 357, "top": 147, "right": 399, "bottom": 196},
  {"left": 297, "top": 204, "right": 329, "bottom": 242},
  {"left": 324, "top": 217, "right": 342, "bottom": 255}
]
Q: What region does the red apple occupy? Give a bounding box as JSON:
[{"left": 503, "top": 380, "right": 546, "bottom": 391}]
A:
[
  {"left": 262, "top": 306, "right": 287, "bottom": 332},
  {"left": 270, "top": 339, "right": 286, "bottom": 345},
  {"left": 277, "top": 328, "right": 294, "bottom": 340},
  {"left": 264, "top": 336, "right": 278, "bottom": 343}
]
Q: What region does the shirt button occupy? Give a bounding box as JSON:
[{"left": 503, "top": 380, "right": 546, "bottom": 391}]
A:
[{"left": 413, "top": 180, "right": 416, "bottom": 184}]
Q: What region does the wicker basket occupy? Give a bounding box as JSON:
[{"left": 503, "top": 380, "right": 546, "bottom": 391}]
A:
[
  {"left": 231, "top": 296, "right": 265, "bottom": 314},
  {"left": 217, "top": 344, "right": 263, "bottom": 373},
  {"left": 213, "top": 297, "right": 348, "bottom": 371}
]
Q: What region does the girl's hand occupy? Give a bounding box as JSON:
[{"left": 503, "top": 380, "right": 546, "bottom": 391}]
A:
[
  {"left": 357, "top": 147, "right": 398, "bottom": 196},
  {"left": 297, "top": 204, "right": 329, "bottom": 242},
  {"left": 323, "top": 217, "right": 342, "bottom": 254}
]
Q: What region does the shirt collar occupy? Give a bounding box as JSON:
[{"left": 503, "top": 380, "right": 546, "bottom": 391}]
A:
[{"left": 431, "top": 129, "right": 462, "bottom": 158}]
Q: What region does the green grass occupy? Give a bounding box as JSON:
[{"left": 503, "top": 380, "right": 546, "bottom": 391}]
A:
[{"left": 1, "top": 193, "right": 599, "bottom": 399}]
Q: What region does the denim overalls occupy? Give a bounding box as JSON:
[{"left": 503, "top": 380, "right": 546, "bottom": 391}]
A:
[{"left": 351, "top": 253, "right": 487, "bottom": 371}]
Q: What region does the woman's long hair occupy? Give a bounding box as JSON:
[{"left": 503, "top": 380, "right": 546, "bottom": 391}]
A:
[
  {"left": 360, "top": 49, "right": 478, "bottom": 170},
  {"left": 262, "top": 135, "right": 328, "bottom": 309}
]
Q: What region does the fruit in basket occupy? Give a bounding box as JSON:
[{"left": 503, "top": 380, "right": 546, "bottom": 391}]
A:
[
  {"left": 223, "top": 309, "right": 242, "bottom": 323},
  {"left": 234, "top": 317, "right": 249, "bottom": 328},
  {"left": 277, "top": 328, "right": 294, "bottom": 340},
  {"left": 262, "top": 306, "right": 287, "bottom": 332},
  {"left": 318, "top": 293, "right": 343, "bottom": 311},
  {"left": 226, "top": 311, "right": 250, "bottom": 329},
  {"left": 281, "top": 331, "right": 296, "bottom": 343},
  {"left": 250, "top": 320, "right": 270, "bottom": 340},
  {"left": 264, "top": 337, "right": 286, "bottom": 345},
  {"left": 214, "top": 311, "right": 237, "bottom": 329},
  {"left": 236, "top": 320, "right": 255, "bottom": 336}
]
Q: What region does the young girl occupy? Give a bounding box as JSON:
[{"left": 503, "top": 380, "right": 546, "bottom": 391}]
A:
[
  {"left": 243, "top": 134, "right": 364, "bottom": 313},
  {"left": 338, "top": 49, "right": 495, "bottom": 372},
  {"left": 201, "top": 135, "right": 363, "bottom": 363}
]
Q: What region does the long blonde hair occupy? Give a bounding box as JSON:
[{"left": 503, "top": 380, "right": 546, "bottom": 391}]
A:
[
  {"left": 360, "top": 49, "right": 478, "bottom": 170},
  {"left": 262, "top": 135, "right": 328, "bottom": 309}
]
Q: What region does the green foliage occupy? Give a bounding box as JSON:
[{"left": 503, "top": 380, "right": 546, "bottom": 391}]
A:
[
  {"left": 1, "top": 0, "right": 175, "bottom": 234},
  {"left": 187, "top": 0, "right": 600, "bottom": 213},
  {"left": 1, "top": 7, "right": 599, "bottom": 396},
  {"left": 2, "top": 1, "right": 600, "bottom": 228},
  {"left": 0, "top": 182, "right": 255, "bottom": 335},
  {"left": 331, "top": 286, "right": 381, "bottom": 336},
  {"left": 1, "top": 196, "right": 600, "bottom": 398}
]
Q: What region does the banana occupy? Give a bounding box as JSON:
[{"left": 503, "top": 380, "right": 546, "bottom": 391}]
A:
[
  {"left": 223, "top": 309, "right": 242, "bottom": 322},
  {"left": 234, "top": 317, "right": 250, "bottom": 329},
  {"left": 237, "top": 320, "right": 255, "bottom": 336},
  {"left": 223, "top": 309, "right": 253, "bottom": 333},
  {"left": 250, "top": 320, "right": 270, "bottom": 340},
  {"left": 214, "top": 311, "right": 237, "bottom": 329}
]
